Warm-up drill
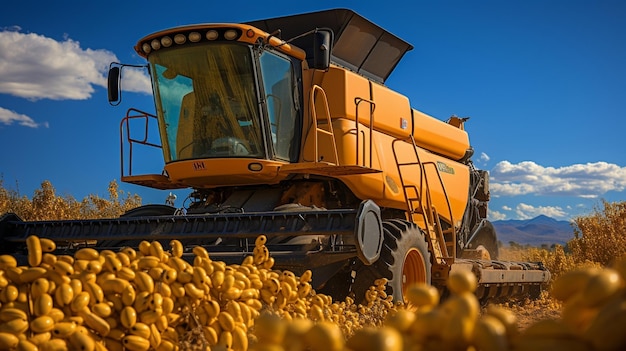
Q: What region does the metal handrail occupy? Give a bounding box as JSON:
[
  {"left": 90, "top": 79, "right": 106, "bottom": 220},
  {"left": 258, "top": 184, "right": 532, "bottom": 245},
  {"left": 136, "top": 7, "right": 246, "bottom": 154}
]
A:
[
  {"left": 309, "top": 85, "right": 339, "bottom": 164},
  {"left": 119, "top": 108, "right": 161, "bottom": 177},
  {"left": 354, "top": 98, "right": 375, "bottom": 168}
]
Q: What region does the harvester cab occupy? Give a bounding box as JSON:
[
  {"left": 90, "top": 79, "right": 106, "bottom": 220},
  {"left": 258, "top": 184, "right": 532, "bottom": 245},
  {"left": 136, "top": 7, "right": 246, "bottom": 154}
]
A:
[
  {"left": 0, "top": 9, "right": 549, "bottom": 303},
  {"left": 107, "top": 17, "right": 335, "bottom": 191}
]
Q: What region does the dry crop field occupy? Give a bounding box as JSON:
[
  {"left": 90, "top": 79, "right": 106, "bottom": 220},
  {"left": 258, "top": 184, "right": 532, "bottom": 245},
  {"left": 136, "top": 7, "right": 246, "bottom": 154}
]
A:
[{"left": 0, "top": 180, "right": 625, "bottom": 351}]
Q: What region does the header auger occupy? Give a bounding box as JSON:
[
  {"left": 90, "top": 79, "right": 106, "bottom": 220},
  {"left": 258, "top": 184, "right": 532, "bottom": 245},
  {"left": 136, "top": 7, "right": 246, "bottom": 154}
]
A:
[{"left": 0, "top": 8, "right": 549, "bottom": 303}]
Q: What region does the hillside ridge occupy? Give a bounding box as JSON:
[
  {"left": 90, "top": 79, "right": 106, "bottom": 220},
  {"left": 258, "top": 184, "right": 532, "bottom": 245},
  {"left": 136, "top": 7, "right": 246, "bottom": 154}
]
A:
[{"left": 492, "top": 215, "right": 576, "bottom": 247}]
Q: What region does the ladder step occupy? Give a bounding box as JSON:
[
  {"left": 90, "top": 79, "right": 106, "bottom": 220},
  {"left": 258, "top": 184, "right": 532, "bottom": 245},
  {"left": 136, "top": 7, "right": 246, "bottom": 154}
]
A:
[{"left": 316, "top": 129, "right": 333, "bottom": 136}]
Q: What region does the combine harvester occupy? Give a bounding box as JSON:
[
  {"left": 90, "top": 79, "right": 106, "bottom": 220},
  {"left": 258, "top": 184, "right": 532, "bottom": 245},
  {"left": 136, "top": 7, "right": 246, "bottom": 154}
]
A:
[{"left": 0, "top": 9, "right": 549, "bottom": 302}]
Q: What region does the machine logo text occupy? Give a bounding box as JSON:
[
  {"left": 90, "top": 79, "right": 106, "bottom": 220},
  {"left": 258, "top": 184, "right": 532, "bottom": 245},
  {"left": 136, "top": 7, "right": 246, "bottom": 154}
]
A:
[{"left": 436, "top": 161, "right": 455, "bottom": 174}]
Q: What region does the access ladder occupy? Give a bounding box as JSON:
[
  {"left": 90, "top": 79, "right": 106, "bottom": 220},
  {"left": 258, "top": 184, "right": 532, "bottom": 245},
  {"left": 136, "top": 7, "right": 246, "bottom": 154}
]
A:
[{"left": 391, "top": 135, "right": 456, "bottom": 267}]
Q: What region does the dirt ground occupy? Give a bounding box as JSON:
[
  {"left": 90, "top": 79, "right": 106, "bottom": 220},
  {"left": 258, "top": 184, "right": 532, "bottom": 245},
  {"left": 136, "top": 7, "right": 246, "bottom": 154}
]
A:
[
  {"left": 511, "top": 304, "right": 561, "bottom": 330},
  {"left": 494, "top": 293, "right": 562, "bottom": 330}
]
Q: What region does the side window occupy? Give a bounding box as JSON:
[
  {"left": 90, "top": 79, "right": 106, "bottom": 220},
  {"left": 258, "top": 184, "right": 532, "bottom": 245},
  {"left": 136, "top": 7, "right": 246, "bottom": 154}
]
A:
[
  {"left": 259, "top": 52, "right": 297, "bottom": 161},
  {"left": 154, "top": 64, "right": 193, "bottom": 161}
]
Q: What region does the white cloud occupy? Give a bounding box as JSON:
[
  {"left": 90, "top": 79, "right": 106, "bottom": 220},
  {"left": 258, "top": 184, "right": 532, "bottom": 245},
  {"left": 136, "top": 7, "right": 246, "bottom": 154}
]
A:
[
  {"left": 488, "top": 209, "right": 507, "bottom": 221},
  {"left": 490, "top": 160, "right": 626, "bottom": 198},
  {"left": 502, "top": 205, "right": 512, "bottom": 211},
  {"left": 479, "top": 152, "right": 490, "bottom": 162},
  {"left": 120, "top": 67, "right": 152, "bottom": 95},
  {"left": 0, "top": 29, "right": 151, "bottom": 101},
  {"left": 0, "top": 107, "right": 47, "bottom": 128},
  {"left": 514, "top": 203, "right": 568, "bottom": 220}
]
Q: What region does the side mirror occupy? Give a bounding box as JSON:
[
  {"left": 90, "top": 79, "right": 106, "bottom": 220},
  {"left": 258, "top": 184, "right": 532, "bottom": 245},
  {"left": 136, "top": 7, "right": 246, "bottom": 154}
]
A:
[
  {"left": 108, "top": 66, "right": 121, "bottom": 104},
  {"left": 312, "top": 29, "right": 332, "bottom": 70}
]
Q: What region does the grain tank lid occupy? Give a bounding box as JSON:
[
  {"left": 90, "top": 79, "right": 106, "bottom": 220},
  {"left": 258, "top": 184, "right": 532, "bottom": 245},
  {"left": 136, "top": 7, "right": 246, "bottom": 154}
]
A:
[{"left": 246, "top": 8, "right": 413, "bottom": 83}]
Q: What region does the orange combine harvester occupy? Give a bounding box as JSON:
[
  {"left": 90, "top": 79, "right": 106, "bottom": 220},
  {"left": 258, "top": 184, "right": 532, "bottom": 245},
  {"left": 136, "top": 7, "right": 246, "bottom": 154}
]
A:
[{"left": 0, "top": 9, "right": 549, "bottom": 302}]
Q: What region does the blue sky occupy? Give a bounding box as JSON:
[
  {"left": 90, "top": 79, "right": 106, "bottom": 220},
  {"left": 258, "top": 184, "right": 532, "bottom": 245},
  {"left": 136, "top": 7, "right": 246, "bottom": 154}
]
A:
[{"left": 1, "top": 0, "right": 625, "bottom": 221}]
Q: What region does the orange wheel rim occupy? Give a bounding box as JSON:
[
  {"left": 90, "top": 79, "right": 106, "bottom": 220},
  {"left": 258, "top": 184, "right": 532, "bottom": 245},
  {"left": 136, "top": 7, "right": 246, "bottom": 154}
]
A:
[{"left": 402, "top": 248, "right": 427, "bottom": 294}]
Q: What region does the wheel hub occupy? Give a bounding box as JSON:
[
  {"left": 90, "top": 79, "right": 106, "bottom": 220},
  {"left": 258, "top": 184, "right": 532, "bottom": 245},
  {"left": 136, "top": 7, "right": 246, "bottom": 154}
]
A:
[{"left": 402, "top": 248, "right": 427, "bottom": 294}]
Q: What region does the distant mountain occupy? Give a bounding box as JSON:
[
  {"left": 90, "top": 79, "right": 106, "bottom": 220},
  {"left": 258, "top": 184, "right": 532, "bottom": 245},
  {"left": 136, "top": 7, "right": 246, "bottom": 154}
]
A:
[{"left": 492, "top": 215, "right": 576, "bottom": 247}]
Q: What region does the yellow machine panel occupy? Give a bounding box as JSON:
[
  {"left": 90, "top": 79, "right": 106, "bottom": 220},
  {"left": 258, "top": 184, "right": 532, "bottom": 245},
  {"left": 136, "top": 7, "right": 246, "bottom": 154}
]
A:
[
  {"left": 412, "top": 109, "right": 471, "bottom": 161},
  {"left": 369, "top": 82, "right": 412, "bottom": 139},
  {"left": 163, "top": 159, "right": 287, "bottom": 188},
  {"left": 307, "top": 65, "right": 471, "bottom": 224},
  {"left": 318, "top": 66, "right": 469, "bottom": 160},
  {"left": 319, "top": 67, "right": 371, "bottom": 121},
  {"left": 303, "top": 116, "right": 470, "bottom": 224},
  {"left": 320, "top": 67, "right": 412, "bottom": 140}
]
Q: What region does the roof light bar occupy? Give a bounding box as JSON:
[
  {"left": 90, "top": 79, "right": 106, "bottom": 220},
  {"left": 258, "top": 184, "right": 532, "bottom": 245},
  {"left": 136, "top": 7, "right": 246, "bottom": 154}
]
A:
[{"left": 140, "top": 28, "right": 243, "bottom": 55}]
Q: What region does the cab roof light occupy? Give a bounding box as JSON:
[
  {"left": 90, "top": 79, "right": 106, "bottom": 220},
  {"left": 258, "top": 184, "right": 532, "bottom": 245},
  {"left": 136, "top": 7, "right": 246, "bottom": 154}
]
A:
[
  {"left": 206, "top": 30, "right": 219, "bottom": 40},
  {"left": 224, "top": 29, "right": 238, "bottom": 40},
  {"left": 142, "top": 42, "right": 151, "bottom": 54},
  {"left": 188, "top": 32, "right": 201, "bottom": 42},
  {"left": 150, "top": 39, "right": 161, "bottom": 50},
  {"left": 161, "top": 36, "right": 172, "bottom": 47},
  {"left": 174, "top": 34, "right": 186, "bottom": 45},
  {"left": 140, "top": 28, "right": 244, "bottom": 55}
]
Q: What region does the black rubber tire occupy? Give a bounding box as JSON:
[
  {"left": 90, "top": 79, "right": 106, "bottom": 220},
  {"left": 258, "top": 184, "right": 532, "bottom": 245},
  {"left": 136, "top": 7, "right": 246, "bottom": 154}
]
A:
[
  {"left": 469, "top": 220, "right": 499, "bottom": 260},
  {"left": 352, "top": 219, "right": 431, "bottom": 303}
]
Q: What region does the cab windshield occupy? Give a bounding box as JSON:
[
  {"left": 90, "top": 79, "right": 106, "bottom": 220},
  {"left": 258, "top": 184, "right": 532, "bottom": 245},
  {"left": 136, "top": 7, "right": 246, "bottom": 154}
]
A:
[{"left": 149, "top": 43, "right": 263, "bottom": 162}]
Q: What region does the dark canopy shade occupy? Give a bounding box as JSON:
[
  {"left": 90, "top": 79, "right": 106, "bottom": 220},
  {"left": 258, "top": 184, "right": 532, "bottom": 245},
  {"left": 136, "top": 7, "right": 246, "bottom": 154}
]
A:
[{"left": 247, "top": 8, "right": 413, "bottom": 83}]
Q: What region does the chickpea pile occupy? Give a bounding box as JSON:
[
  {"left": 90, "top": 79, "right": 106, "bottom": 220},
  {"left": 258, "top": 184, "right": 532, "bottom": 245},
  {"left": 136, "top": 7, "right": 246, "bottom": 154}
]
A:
[
  {"left": 0, "top": 235, "right": 393, "bottom": 351},
  {"left": 534, "top": 256, "right": 626, "bottom": 351},
  {"left": 251, "top": 257, "right": 626, "bottom": 351},
  {"left": 0, "top": 235, "right": 625, "bottom": 351}
]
